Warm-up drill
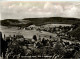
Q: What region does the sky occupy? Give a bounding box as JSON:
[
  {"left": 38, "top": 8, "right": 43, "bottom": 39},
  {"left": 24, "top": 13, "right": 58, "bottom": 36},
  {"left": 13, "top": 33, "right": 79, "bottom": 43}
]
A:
[
  {"left": 0, "top": 1, "right": 80, "bottom": 20},
  {"left": 0, "top": 0, "right": 80, "bottom": 1}
]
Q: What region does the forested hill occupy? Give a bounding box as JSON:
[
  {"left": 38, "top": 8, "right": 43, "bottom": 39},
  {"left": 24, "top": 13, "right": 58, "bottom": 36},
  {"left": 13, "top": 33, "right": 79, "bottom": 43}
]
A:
[
  {"left": 1, "top": 17, "right": 80, "bottom": 26},
  {"left": 23, "top": 17, "right": 80, "bottom": 26}
]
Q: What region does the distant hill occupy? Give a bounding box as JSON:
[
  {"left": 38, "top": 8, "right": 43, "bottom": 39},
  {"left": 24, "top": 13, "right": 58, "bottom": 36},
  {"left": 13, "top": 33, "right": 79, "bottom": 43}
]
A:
[
  {"left": 1, "top": 17, "right": 80, "bottom": 26},
  {"left": 23, "top": 17, "right": 80, "bottom": 26},
  {"left": 0, "top": 19, "right": 32, "bottom": 27}
]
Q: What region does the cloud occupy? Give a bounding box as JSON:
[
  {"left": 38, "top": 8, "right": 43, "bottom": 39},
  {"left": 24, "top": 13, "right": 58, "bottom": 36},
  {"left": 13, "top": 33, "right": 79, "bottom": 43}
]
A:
[
  {"left": 64, "top": 6, "right": 77, "bottom": 16},
  {"left": 1, "top": 1, "right": 80, "bottom": 20},
  {"left": 44, "top": 2, "right": 52, "bottom": 9},
  {"left": 62, "top": 5, "right": 80, "bottom": 18}
]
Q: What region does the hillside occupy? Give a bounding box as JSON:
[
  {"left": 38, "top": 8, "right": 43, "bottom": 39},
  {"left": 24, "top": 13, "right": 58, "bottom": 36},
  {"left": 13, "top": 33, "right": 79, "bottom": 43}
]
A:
[
  {"left": 1, "top": 17, "right": 80, "bottom": 26},
  {"left": 23, "top": 17, "right": 80, "bottom": 26},
  {"left": 0, "top": 19, "right": 32, "bottom": 27}
]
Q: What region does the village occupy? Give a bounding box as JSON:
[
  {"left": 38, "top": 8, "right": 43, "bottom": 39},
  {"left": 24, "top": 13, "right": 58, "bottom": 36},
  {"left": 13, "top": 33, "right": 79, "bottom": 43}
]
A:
[{"left": 1, "top": 23, "right": 80, "bottom": 59}]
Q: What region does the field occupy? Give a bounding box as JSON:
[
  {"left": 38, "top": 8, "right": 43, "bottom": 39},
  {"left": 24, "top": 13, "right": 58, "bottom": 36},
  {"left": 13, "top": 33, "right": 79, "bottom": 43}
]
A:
[{"left": 0, "top": 26, "right": 57, "bottom": 39}]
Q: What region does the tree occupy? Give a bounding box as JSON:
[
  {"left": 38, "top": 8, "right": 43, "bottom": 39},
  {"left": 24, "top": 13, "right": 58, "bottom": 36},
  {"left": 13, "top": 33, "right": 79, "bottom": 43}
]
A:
[
  {"left": 70, "top": 27, "right": 80, "bottom": 40},
  {"left": 53, "top": 41, "right": 66, "bottom": 58},
  {"left": 33, "top": 35, "right": 37, "bottom": 41},
  {"left": 0, "top": 32, "right": 8, "bottom": 57}
]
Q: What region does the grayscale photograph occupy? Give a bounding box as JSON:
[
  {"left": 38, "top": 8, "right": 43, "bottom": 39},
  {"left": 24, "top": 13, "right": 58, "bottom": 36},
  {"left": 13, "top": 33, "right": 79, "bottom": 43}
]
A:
[{"left": 0, "top": 1, "right": 80, "bottom": 59}]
